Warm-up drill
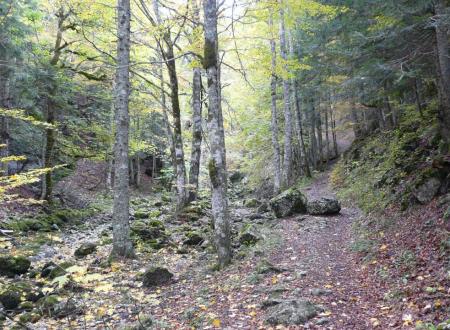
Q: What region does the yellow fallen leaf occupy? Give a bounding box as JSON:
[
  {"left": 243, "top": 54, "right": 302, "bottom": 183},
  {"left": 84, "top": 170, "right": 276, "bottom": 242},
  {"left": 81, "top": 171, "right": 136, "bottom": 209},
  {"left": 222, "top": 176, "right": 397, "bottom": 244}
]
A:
[
  {"left": 199, "top": 304, "right": 207, "bottom": 311},
  {"left": 212, "top": 318, "right": 221, "bottom": 327},
  {"left": 324, "top": 284, "right": 333, "bottom": 289},
  {"left": 370, "top": 318, "right": 380, "bottom": 327},
  {"left": 435, "top": 299, "right": 442, "bottom": 308},
  {"left": 272, "top": 276, "right": 278, "bottom": 284},
  {"left": 379, "top": 244, "right": 388, "bottom": 251},
  {"left": 249, "top": 311, "right": 257, "bottom": 317},
  {"left": 97, "top": 307, "right": 106, "bottom": 317}
]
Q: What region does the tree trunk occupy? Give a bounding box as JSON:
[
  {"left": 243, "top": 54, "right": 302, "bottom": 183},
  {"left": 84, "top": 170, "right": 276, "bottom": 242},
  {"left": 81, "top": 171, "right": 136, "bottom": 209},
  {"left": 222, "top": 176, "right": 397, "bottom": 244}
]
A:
[
  {"left": 330, "top": 99, "right": 339, "bottom": 157},
  {"left": 414, "top": 77, "right": 424, "bottom": 118},
  {"left": 268, "top": 12, "right": 282, "bottom": 193},
  {"left": 279, "top": 1, "right": 293, "bottom": 187},
  {"left": 187, "top": 0, "right": 203, "bottom": 203},
  {"left": 325, "top": 95, "right": 331, "bottom": 163},
  {"left": 434, "top": 0, "right": 450, "bottom": 151},
  {"left": 316, "top": 99, "right": 324, "bottom": 169},
  {"left": 111, "top": 0, "right": 134, "bottom": 259},
  {"left": 153, "top": 0, "right": 187, "bottom": 209},
  {"left": 0, "top": 75, "right": 10, "bottom": 176},
  {"left": 309, "top": 98, "right": 318, "bottom": 169},
  {"left": 204, "top": 0, "right": 231, "bottom": 268}
]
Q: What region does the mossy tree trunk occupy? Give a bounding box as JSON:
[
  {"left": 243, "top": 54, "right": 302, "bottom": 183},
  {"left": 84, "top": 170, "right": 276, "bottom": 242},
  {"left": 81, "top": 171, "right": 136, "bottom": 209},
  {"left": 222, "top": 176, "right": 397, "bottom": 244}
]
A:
[
  {"left": 188, "top": 0, "right": 203, "bottom": 203},
  {"left": 268, "top": 12, "right": 282, "bottom": 193},
  {"left": 111, "top": 0, "right": 135, "bottom": 259},
  {"left": 204, "top": 0, "right": 232, "bottom": 268},
  {"left": 279, "top": 1, "right": 293, "bottom": 187}
]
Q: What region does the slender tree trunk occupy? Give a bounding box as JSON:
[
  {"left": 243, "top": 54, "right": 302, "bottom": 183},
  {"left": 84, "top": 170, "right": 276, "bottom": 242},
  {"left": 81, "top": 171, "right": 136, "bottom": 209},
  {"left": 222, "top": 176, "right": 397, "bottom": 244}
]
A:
[
  {"left": 309, "top": 98, "right": 318, "bottom": 169},
  {"left": 187, "top": 0, "right": 203, "bottom": 203},
  {"left": 268, "top": 12, "right": 282, "bottom": 193},
  {"left": 330, "top": 99, "right": 339, "bottom": 157},
  {"left": 106, "top": 93, "right": 115, "bottom": 191},
  {"left": 414, "top": 78, "right": 424, "bottom": 118},
  {"left": 292, "top": 83, "right": 311, "bottom": 177},
  {"left": 434, "top": 0, "right": 450, "bottom": 151},
  {"left": 204, "top": 0, "right": 231, "bottom": 268},
  {"left": 0, "top": 75, "right": 10, "bottom": 176},
  {"left": 136, "top": 155, "right": 141, "bottom": 187},
  {"left": 153, "top": 0, "right": 187, "bottom": 209},
  {"left": 152, "top": 0, "right": 176, "bottom": 173},
  {"left": 279, "top": 1, "right": 293, "bottom": 187},
  {"left": 325, "top": 95, "right": 331, "bottom": 163},
  {"left": 316, "top": 99, "right": 323, "bottom": 169},
  {"left": 111, "top": 0, "right": 134, "bottom": 259}
]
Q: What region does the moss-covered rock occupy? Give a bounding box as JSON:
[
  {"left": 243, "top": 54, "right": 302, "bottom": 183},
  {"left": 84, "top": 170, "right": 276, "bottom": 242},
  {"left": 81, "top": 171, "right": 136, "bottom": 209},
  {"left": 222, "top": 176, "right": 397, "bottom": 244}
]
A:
[
  {"left": 270, "top": 188, "right": 308, "bottom": 218},
  {"left": 0, "top": 255, "right": 31, "bottom": 277},
  {"left": 131, "top": 221, "right": 164, "bottom": 240},
  {"left": 0, "top": 282, "right": 43, "bottom": 310},
  {"left": 134, "top": 210, "right": 150, "bottom": 219},
  {"left": 19, "top": 311, "right": 41, "bottom": 323},
  {"left": 74, "top": 242, "right": 97, "bottom": 258},
  {"left": 183, "top": 232, "right": 204, "bottom": 246},
  {"left": 307, "top": 198, "right": 341, "bottom": 215},
  {"left": 142, "top": 267, "right": 173, "bottom": 287},
  {"left": 0, "top": 288, "right": 21, "bottom": 309},
  {"left": 46, "top": 261, "right": 74, "bottom": 280},
  {"left": 245, "top": 198, "right": 260, "bottom": 208},
  {"left": 37, "top": 295, "right": 59, "bottom": 315}
]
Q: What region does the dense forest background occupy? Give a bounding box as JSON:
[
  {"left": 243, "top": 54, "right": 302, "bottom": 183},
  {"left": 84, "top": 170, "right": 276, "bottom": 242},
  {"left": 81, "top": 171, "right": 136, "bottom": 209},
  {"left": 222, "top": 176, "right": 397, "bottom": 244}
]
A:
[{"left": 0, "top": 0, "right": 449, "bottom": 328}]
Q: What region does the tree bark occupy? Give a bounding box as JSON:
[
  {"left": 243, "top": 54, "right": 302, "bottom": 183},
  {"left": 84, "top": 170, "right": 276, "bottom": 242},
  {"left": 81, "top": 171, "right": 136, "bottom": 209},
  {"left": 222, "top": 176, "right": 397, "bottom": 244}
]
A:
[
  {"left": 268, "top": 12, "right": 282, "bottom": 193},
  {"left": 279, "top": 1, "right": 293, "bottom": 187},
  {"left": 188, "top": 0, "right": 203, "bottom": 202},
  {"left": 204, "top": 0, "right": 232, "bottom": 268},
  {"left": 434, "top": 0, "right": 450, "bottom": 151},
  {"left": 111, "top": 0, "right": 135, "bottom": 259},
  {"left": 153, "top": 0, "right": 187, "bottom": 209},
  {"left": 0, "top": 74, "right": 10, "bottom": 176}
]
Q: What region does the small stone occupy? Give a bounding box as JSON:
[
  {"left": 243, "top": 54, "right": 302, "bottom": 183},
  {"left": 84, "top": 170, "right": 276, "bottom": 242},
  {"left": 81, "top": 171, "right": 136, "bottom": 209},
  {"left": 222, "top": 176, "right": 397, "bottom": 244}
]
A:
[
  {"left": 310, "top": 288, "right": 332, "bottom": 296},
  {"left": 142, "top": 267, "right": 173, "bottom": 287},
  {"left": 74, "top": 242, "right": 97, "bottom": 258},
  {"left": 316, "top": 317, "right": 330, "bottom": 325}
]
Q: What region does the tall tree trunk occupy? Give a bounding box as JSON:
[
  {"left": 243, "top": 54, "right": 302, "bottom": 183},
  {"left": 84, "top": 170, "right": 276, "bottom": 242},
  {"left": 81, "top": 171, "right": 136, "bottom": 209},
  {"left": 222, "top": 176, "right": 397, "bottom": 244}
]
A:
[
  {"left": 153, "top": 0, "right": 187, "bottom": 209},
  {"left": 111, "top": 0, "right": 134, "bottom": 259},
  {"left": 316, "top": 99, "right": 323, "bottom": 169},
  {"left": 330, "top": 97, "right": 339, "bottom": 157},
  {"left": 204, "top": 0, "right": 231, "bottom": 268},
  {"left": 188, "top": 0, "right": 203, "bottom": 203},
  {"left": 0, "top": 74, "right": 10, "bottom": 176},
  {"left": 325, "top": 95, "right": 331, "bottom": 163},
  {"left": 414, "top": 77, "right": 424, "bottom": 118},
  {"left": 309, "top": 98, "right": 318, "bottom": 169},
  {"left": 434, "top": 0, "right": 450, "bottom": 151},
  {"left": 293, "top": 83, "right": 311, "bottom": 177},
  {"left": 268, "top": 12, "right": 282, "bottom": 193},
  {"left": 279, "top": 1, "right": 293, "bottom": 187}
]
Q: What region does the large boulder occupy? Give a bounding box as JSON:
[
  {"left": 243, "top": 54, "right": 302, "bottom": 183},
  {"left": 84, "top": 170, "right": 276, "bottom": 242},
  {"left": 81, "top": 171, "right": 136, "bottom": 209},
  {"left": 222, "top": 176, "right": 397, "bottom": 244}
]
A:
[
  {"left": 131, "top": 221, "right": 164, "bottom": 240},
  {"left": 307, "top": 197, "right": 341, "bottom": 215},
  {"left": 183, "top": 232, "right": 204, "bottom": 246},
  {"left": 0, "top": 255, "right": 31, "bottom": 277},
  {"left": 414, "top": 177, "right": 441, "bottom": 204},
  {"left": 142, "top": 267, "right": 173, "bottom": 287},
  {"left": 0, "top": 282, "right": 43, "bottom": 310},
  {"left": 263, "top": 299, "right": 319, "bottom": 325},
  {"left": 269, "top": 188, "right": 308, "bottom": 218}
]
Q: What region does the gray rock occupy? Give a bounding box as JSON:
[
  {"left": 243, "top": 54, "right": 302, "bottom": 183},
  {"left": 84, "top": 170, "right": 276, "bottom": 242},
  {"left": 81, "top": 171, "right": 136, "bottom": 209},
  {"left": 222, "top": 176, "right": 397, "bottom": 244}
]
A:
[
  {"left": 270, "top": 188, "right": 308, "bottom": 218},
  {"left": 264, "top": 299, "right": 319, "bottom": 325},
  {"left": 307, "top": 197, "right": 341, "bottom": 215},
  {"left": 257, "top": 202, "right": 269, "bottom": 213},
  {"left": 310, "top": 288, "right": 332, "bottom": 296},
  {"left": 415, "top": 177, "right": 441, "bottom": 204},
  {"left": 74, "top": 242, "right": 97, "bottom": 258},
  {"left": 142, "top": 267, "right": 173, "bottom": 287},
  {"left": 0, "top": 255, "right": 31, "bottom": 277},
  {"left": 316, "top": 317, "right": 330, "bottom": 325}
]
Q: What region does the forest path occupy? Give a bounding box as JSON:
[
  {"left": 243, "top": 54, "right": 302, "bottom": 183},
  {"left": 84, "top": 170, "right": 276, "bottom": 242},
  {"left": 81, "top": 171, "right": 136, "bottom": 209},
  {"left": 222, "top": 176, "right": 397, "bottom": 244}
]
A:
[{"left": 264, "top": 169, "right": 389, "bottom": 329}]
